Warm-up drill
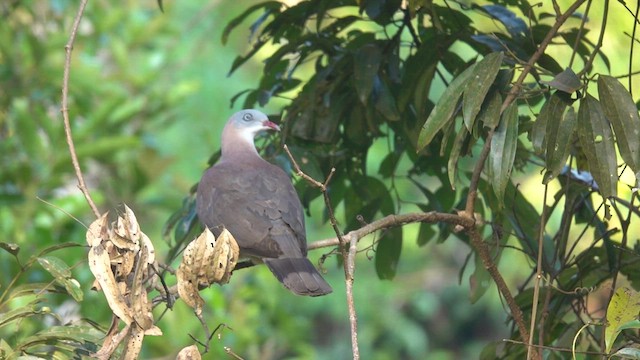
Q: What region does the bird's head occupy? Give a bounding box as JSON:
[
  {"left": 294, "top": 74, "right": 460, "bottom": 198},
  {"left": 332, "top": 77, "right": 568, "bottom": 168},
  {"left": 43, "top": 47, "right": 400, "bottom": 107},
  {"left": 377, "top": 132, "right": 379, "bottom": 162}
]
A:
[
  {"left": 228, "top": 109, "right": 280, "bottom": 143},
  {"left": 221, "top": 109, "right": 280, "bottom": 159}
]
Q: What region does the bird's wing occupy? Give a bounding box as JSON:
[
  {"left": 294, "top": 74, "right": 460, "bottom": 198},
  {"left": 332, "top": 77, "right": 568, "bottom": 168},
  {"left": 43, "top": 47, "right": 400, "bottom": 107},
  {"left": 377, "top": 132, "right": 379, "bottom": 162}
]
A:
[{"left": 196, "top": 161, "right": 307, "bottom": 259}]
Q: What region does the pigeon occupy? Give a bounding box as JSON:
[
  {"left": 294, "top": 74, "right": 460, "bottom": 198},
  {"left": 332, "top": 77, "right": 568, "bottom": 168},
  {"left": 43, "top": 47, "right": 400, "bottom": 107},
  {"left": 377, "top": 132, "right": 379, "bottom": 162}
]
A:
[{"left": 196, "top": 109, "right": 332, "bottom": 296}]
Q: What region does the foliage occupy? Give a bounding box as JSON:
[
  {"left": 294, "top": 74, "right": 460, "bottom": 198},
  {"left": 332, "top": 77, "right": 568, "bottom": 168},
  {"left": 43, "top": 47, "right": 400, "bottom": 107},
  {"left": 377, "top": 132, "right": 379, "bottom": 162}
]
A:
[
  {"left": 2, "top": 0, "right": 640, "bottom": 358},
  {"left": 210, "top": 0, "right": 640, "bottom": 358}
]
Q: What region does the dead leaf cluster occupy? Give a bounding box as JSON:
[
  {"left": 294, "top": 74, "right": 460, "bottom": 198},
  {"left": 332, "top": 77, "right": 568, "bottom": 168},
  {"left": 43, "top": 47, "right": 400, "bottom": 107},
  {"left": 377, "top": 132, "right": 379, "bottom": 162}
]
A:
[
  {"left": 177, "top": 228, "right": 240, "bottom": 315},
  {"left": 85, "top": 205, "right": 161, "bottom": 359}
]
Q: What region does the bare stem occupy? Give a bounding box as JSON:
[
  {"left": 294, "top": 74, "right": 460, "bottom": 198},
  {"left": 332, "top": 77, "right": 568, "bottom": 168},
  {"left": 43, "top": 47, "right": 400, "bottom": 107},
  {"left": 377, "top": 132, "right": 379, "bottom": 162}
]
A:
[
  {"left": 61, "top": 0, "right": 100, "bottom": 218},
  {"left": 283, "top": 144, "right": 360, "bottom": 359}
]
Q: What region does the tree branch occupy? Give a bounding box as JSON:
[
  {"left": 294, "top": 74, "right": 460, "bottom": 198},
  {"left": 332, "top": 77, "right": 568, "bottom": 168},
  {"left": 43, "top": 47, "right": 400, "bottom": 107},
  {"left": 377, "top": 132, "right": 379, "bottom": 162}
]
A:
[{"left": 61, "top": 0, "right": 100, "bottom": 218}]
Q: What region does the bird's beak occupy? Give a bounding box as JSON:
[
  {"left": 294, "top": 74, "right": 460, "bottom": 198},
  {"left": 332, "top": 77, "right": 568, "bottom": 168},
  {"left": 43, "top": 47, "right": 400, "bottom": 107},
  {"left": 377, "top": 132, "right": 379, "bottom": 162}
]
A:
[{"left": 263, "top": 120, "right": 281, "bottom": 132}]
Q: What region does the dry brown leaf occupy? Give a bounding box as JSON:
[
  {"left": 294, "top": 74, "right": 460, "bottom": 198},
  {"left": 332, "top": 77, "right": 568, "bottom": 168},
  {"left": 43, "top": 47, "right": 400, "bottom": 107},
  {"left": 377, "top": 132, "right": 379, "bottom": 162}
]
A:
[
  {"left": 176, "top": 229, "right": 212, "bottom": 313},
  {"left": 91, "top": 322, "right": 131, "bottom": 360},
  {"left": 144, "top": 325, "right": 163, "bottom": 336},
  {"left": 88, "top": 243, "right": 133, "bottom": 324},
  {"left": 214, "top": 229, "right": 240, "bottom": 284},
  {"left": 176, "top": 345, "right": 202, "bottom": 360},
  {"left": 141, "top": 233, "right": 156, "bottom": 264},
  {"left": 86, "top": 204, "right": 160, "bottom": 356},
  {"left": 130, "top": 241, "right": 153, "bottom": 331},
  {"left": 176, "top": 228, "right": 240, "bottom": 313},
  {"left": 86, "top": 213, "right": 109, "bottom": 247},
  {"left": 121, "top": 324, "right": 144, "bottom": 360}
]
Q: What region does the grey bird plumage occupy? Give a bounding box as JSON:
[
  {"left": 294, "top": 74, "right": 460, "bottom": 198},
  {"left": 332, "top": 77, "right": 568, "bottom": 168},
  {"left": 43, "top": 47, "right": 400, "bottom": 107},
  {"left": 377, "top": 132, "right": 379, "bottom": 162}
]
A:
[{"left": 196, "top": 109, "right": 332, "bottom": 296}]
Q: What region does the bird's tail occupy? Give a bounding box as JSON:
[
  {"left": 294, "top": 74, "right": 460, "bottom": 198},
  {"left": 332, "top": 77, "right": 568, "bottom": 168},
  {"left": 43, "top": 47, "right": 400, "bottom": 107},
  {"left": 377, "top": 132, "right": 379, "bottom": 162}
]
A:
[{"left": 263, "top": 258, "right": 332, "bottom": 296}]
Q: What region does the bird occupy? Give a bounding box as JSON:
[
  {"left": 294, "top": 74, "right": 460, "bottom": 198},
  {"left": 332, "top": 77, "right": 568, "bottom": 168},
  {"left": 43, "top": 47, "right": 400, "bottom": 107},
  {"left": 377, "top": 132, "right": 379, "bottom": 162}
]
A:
[{"left": 196, "top": 109, "right": 332, "bottom": 296}]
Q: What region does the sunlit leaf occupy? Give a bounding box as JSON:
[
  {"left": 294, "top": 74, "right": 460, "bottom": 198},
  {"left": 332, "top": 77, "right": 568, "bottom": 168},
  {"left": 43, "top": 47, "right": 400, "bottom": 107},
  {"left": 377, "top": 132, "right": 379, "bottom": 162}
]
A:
[
  {"left": 38, "top": 256, "right": 84, "bottom": 302},
  {"left": 417, "top": 63, "right": 477, "bottom": 151},
  {"left": 598, "top": 75, "right": 640, "bottom": 175},
  {"left": 490, "top": 102, "right": 519, "bottom": 205},
  {"left": 462, "top": 52, "right": 503, "bottom": 131},
  {"left": 605, "top": 287, "right": 640, "bottom": 353},
  {"left": 577, "top": 95, "right": 618, "bottom": 198},
  {"left": 613, "top": 347, "right": 640, "bottom": 359}
]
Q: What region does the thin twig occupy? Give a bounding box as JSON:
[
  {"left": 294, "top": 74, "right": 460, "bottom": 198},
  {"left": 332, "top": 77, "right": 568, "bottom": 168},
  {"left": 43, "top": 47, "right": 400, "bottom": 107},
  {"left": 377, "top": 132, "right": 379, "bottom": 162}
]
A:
[
  {"left": 308, "top": 212, "right": 473, "bottom": 250},
  {"left": 61, "top": 0, "right": 100, "bottom": 218},
  {"left": 283, "top": 144, "right": 360, "bottom": 360},
  {"left": 527, "top": 184, "right": 549, "bottom": 360}
]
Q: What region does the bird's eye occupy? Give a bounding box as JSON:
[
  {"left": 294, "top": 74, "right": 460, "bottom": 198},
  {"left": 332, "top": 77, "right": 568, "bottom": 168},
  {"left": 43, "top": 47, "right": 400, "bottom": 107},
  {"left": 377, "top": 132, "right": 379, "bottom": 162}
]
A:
[{"left": 242, "top": 113, "right": 253, "bottom": 122}]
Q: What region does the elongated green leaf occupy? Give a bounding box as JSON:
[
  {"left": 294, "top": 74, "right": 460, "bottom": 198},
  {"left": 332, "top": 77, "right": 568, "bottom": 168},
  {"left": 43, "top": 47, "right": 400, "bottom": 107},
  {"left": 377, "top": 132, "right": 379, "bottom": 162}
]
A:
[
  {"left": 0, "top": 303, "right": 39, "bottom": 328},
  {"left": 490, "top": 102, "right": 519, "bottom": 205},
  {"left": 605, "top": 287, "right": 640, "bottom": 353},
  {"left": 477, "top": 91, "right": 502, "bottom": 130},
  {"left": 462, "top": 52, "right": 503, "bottom": 131},
  {"left": 613, "top": 347, "right": 640, "bottom": 359},
  {"left": 447, "top": 126, "right": 469, "bottom": 190},
  {"left": 375, "top": 227, "right": 402, "bottom": 280},
  {"left": 598, "top": 75, "right": 640, "bottom": 174},
  {"left": 417, "top": 63, "right": 478, "bottom": 151},
  {"left": 38, "top": 256, "right": 71, "bottom": 279},
  {"left": 531, "top": 93, "right": 570, "bottom": 154},
  {"left": 354, "top": 44, "right": 382, "bottom": 104},
  {"left": 544, "top": 107, "right": 577, "bottom": 184},
  {"left": 373, "top": 76, "right": 400, "bottom": 121},
  {"left": 37, "top": 256, "right": 83, "bottom": 302},
  {"left": 221, "top": 1, "right": 282, "bottom": 44},
  {"left": 6, "top": 283, "right": 62, "bottom": 301},
  {"left": 577, "top": 95, "right": 618, "bottom": 198}
]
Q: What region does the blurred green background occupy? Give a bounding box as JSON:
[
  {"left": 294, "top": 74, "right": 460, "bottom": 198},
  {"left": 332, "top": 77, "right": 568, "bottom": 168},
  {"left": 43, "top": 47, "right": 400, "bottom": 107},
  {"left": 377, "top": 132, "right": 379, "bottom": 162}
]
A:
[{"left": 1, "top": 0, "right": 637, "bottom": 359}]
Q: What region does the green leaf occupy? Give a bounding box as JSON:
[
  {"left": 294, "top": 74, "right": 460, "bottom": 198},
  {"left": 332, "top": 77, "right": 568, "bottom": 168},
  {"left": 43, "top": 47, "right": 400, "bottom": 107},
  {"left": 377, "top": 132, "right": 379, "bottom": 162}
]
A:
[
  {"left": 417, "top": 222, "right": 436, "bottom": 247},
  {"left": 489, "top": 102, "right": 519, "bottom": 205},
  {"left": 38, "top": 256, "right": 71, "bottom": 279},
  {"left": 417, "top": 63, "right": 478, "bottom": 151},
  {"left": 447, "top": 125, "right": 469, "bottom": 190},
  {"left": 477, "top": 91, "right": 502, "bottom": 130},
  {"left": 544, "top": 107, "right": 577, "bottom": 184},
  {"left": 541, "top": 68, "right": 581, "bottom": 93},
  {"left": 353, "top": 44, "right": 382, "bottom": 104},
  {"left": 375, "top": 227, "right": 402, "bottom": 280},
  {"left": 613, "top": 347, "right": 640, "bottom": 359},
  {"left": 531, "top": 93, "right": 570, "bottom": 155},
  {"left": 598, "top": 75, "right": 640, "bottom": 174},
  {"left": 605, "top": 287, "right": 640, "bottom": 353},
  {"left": 462, "top": 52, "right": 503, "bottom": 131},
  {"left": 0, "top": 303, "right": 39, "bottom": 328},
  {"left": 37, "top": 256, "right": 83, "bottom": 302},
  {"left": 6, "top": 283, "right": 62, "bottom": 301},
  {"left": 221, "top": 1, "right": 282, "bottom": 45},
  {"left": 577, "top": 95, "right": 618, "bottom": 198}
]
